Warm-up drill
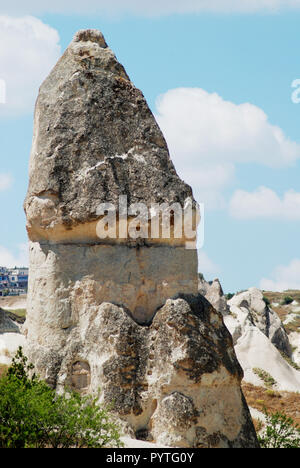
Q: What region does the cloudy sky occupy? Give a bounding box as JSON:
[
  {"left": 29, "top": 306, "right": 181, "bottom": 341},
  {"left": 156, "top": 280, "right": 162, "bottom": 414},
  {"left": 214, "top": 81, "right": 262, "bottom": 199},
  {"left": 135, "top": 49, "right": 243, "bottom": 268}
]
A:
[{"left": 1, "top": 1, "right": 300, "bottom": 292}]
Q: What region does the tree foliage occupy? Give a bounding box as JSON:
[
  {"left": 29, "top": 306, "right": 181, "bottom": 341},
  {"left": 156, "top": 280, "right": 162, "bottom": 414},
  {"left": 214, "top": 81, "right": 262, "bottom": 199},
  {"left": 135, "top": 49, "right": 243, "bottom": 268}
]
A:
[
  {"left": 0, "top": 347, "right": 123, "bottom": 448},
  {"left": 258, "top": 408, "right": 300, "bottom": 449}
]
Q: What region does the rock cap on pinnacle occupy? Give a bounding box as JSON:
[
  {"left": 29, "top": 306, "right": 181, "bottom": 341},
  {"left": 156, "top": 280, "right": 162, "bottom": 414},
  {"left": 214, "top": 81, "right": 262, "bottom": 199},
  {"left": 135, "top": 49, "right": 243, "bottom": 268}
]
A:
[
  {"left": 24, "top": 29, "right": 196, "bottom": 244},
  {"left": 73, "top": 29, "right": 108, "bottom": 48}
]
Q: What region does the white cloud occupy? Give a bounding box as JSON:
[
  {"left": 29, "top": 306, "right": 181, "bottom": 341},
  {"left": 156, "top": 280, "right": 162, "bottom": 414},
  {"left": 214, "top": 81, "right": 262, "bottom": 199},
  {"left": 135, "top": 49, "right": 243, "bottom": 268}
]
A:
[
  {"left": 156, "top": 88, "right": 300, "bottom": 169},
  {"left": 155, "top": 88, "right": 300, "bottom": 209},
  {"left": 2, "top": 0, "right": 300, "bottom": 16},
  {"left": 0, "top": 173, "right": 13, "bottom": 191},
  {"left": 0, "top": 16, "right": 61, "bottom": 116},
  {"left": 260, "top": 259, "right": 300, "bottom": 292},
  {"left": 0, "top": 244, "right": 28, "bottom": 268},
  {"left": 229, "top": 187, "right": 300, "bottom": 220}
]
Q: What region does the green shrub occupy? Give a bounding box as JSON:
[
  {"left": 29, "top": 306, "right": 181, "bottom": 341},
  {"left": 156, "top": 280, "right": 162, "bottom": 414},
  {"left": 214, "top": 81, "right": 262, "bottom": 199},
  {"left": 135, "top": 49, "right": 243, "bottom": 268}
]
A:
[
  {"left": 0, "top": 347, "right": 123, "bottom": 448},
  {"left": 279, "top": 351, "right": 300, "bottom": 371},
  {"left": 264, "top": 389, "right": 278, "bottom": 398},
  {"left": 225, "top": 293, "right": 234, "bottom": 300},
  {"left": 258, "top": 409, "right": 300, "bottom": 448},
  {"left": 253, "top": 368, "right": 277, "bottom": 389},
  {"left": 282, "top": 296, "right": 293, "bottom": 306}
]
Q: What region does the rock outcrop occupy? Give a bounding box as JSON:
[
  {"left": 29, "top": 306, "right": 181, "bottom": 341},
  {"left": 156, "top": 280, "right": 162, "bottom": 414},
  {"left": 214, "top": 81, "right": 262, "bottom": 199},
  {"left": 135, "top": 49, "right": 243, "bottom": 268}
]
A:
[
  {"left": 223, "top": 288, "right": 300, "bottom": 393},
  {"left": 198, "top": 274, "right": 229, "bottom": 316},
  {"left": 0, "top": 308, "right": 25, "bottom": 366},
  {"left": 23, "top": 29, "right": 258, "bottom": 448},
  {"left": 0, "top": 308, "right": 20, "bottom": 334},
  {"left": 227, "top": 288, "right": 291, "bottom": 356},
  {"left": 27, "top": 294, "right": 258, "bottom": 448},
  {"left": 198, "top": 279, "right": 291, "bottom": 357},
  {"left": 24, "top": 29, "right": 198, "bottom": 326}
]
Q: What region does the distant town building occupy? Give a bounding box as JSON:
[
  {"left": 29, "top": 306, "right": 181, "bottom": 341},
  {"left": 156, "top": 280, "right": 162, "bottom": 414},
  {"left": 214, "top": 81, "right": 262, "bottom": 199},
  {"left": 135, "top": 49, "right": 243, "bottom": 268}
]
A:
[{"left": 0, "top": 267, "right": 28, "bottom": 296}]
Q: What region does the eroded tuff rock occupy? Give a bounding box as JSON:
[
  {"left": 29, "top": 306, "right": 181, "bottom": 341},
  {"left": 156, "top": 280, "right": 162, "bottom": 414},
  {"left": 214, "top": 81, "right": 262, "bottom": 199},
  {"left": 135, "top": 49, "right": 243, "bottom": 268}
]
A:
[
  {"left": 26, "top": 295, "right": 259, "bottom": 448},
  {"left": 227, "top": 288, "right": 291, "bottom": 356},
  {"left": 24, "top": 29, "right": 198, "bottom": 325},
  {"left": 198, "top": 274, "right": 229, "bottom": 316},
  {"left": 0, "top": 308, "right": 20, "bottom": 334},
  {"left": 24, "top": 29, "right": 194, "bottom": 243},
  {"left": 0, "top": 308, "right": 25, "bottom": 366},
  {"left": 24, "top": 29, "right": 258, "bottom": 447},
  {"left": 199, "top": 278, "right": 291, "bottom": 357},
  {"left": 224, "top": 289, "right": 300, "bottom": 393}
]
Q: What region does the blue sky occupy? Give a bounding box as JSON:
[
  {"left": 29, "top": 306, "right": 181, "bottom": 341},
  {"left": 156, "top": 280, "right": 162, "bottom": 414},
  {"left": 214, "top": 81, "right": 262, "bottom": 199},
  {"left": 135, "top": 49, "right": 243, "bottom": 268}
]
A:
[{"left": 0, "top": 2, "right": 300, "bottom": 293}]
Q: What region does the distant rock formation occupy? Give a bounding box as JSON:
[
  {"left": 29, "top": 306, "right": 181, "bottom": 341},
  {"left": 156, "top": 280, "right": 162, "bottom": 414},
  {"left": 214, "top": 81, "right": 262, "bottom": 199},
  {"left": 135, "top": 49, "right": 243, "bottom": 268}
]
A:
[
  {"left": 198, "top": 279, "right": 300, "bottom": 393},
  {"left": 198, "top": 274, "right": 229, "bottom": 316},
  {"left": 0, "top": 308, "right": 19, "bottom": 334},
  {"left": 198, "top": 278, "right": 291, "bottom": 357},
  {"left": 0, "top": 308, "right": 25, "bottom": 366},
  {"left": 222, "top": 288, "right": 300, "bottom": 393},
  {"left": 23, "top": 30, "right": 258, "bottom": 448},
  {"left": 227, "top": 288, "right": 291, "bottom": 356}
]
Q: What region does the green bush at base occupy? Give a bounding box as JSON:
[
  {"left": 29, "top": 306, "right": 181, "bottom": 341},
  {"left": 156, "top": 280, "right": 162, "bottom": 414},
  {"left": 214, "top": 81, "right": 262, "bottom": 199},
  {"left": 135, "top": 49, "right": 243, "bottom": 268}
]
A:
[{"left": 0, "top": 347, "right": 123, "bottom": 448}]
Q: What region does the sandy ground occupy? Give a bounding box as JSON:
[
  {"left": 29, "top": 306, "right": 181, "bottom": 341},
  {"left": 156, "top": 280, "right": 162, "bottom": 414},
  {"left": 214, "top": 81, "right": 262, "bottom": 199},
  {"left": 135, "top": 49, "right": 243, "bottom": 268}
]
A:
[
  {"left": 0, "top": 332, "right": 25, "bottom": 365},
  {"left": 0, "top": 295, "right": 27, "bottom": 311}
]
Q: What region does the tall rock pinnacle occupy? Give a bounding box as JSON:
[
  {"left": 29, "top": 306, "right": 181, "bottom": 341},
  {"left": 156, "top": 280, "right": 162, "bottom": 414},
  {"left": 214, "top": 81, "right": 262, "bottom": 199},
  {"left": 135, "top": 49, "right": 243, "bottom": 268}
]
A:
[
  {"left": 23, "top": 30, "right": 259, "bottom": 448},
  {"left": 24, "top": 29, "right": 199, "bottom": 324},
  {"left": 25, "top": 29, "right": 194, "bottom": 244}
]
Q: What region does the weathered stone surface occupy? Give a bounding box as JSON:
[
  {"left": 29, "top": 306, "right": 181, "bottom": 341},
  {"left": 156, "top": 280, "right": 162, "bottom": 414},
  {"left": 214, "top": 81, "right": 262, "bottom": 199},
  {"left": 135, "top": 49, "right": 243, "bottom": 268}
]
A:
[
  {"left": 0, "top": 308, "right": 25, "bottom": 366},
  {"left": 24, "top": 29, "right": 198, "bottom": 325},
  {"left": 25, "top": 241, "right": 198, "bottom": 329},
  {"left": 23, "top": 29, "right": 259, "bottom": 448},
  {"left": 24, "top": 29, "right": 194, "bottom": 243},
  {"left": 70, "top": 361, "right": 91, "bottom": 392},
  {"left": 24, "top": 295, "right": 259, "bottom": 448},
  {"left": 0, "top": 308, "right": 20, "bottom": 334},
  {"left": 198, "top": 274, "right": 229, "bottom": 316},
  {"left": 228, "top": 288, "right": 291, "bottom": 356}
]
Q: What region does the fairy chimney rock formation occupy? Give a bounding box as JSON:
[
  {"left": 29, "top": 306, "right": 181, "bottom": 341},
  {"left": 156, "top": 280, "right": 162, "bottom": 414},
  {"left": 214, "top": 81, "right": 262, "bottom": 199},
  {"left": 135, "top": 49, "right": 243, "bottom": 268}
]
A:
[
  {"left": 24, "top": 30, "right": 259, "bottom": 448},
  {"left": 24, "top": 29, "right": 198, "bottom": 325}
]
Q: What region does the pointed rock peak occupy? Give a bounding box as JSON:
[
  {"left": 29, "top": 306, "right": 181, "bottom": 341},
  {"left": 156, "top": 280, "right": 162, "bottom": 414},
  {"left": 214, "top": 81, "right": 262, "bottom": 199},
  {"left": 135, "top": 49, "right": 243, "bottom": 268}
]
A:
[
  {"left": 67, "top": 28, "right": 129, "bottom": 80},
  {"left": 73, "top": 29, "right": 108, "bottom": 48},
  {"left": 25, "top": 28, "right": 195, "bottom": 241}
]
